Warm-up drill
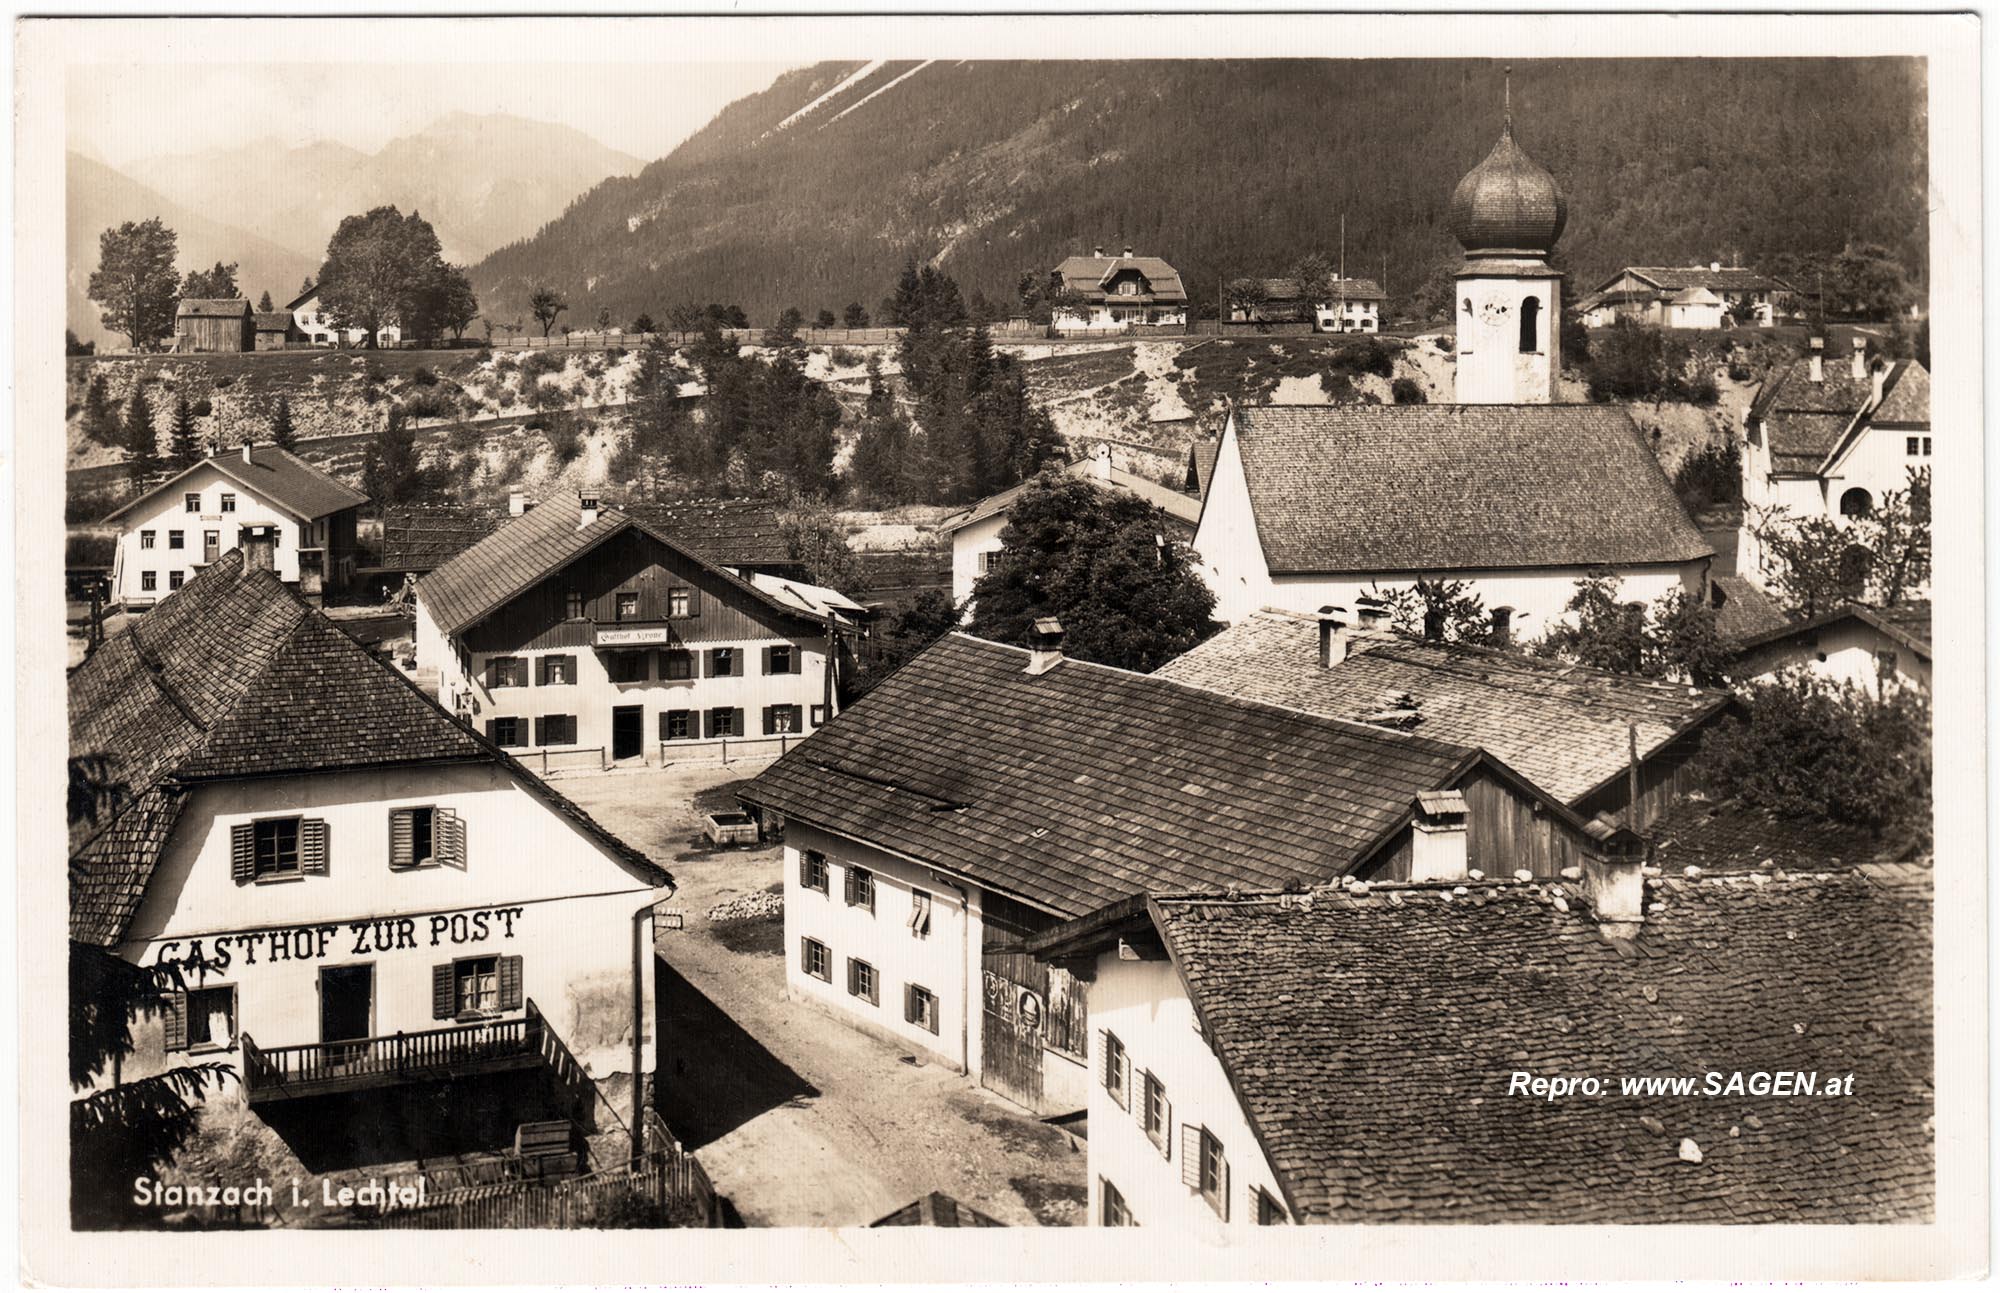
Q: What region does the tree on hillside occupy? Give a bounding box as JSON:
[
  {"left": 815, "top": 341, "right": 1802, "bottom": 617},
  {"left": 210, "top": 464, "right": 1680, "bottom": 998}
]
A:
[
  {"left": 763, "top": 306, "right": 806, "bottom": 352},
  {"left": 1750, "top": 468, "right": 1930, "bottom": 615},
  {"left": 81, "top": 374, "right": 116, "bottom": 446},
  {"left": 777, "top": 497, "right": 864, "bottom": 593},
  {"left": 88, "top": 219, "right": 180, "bottom": 351},
  {"left": 843, "top": 302, "right": 870, "bottom": 328},
  {"left": 359, "top": 406, "right": 435, "bottom": 505},
  {"left": 67, "top": 329, "right": 96, "bottom": 357},
  {"left": 630, "top": 313, "right": 657, "bottom": 335},
  {"left": 969, "top": 471, "right": 1217, "bottom": 672},
  {"left": 596, "top": 306, "right": 613, "bottom": 332},
  {"left": 257, "top": 290, "right": 274, "bottom": 312},
  {"left": 179, "top": 261, "right": 240, "bottom": 301},
  {"left": 123, "top": 389, "right": 159, "bottom": 480},
  {"left": 1289, "top": 252, "right": 1335, "bottom": 315},
  {"left": 407, "top": 263, "right": 479, "bottom": 345},
  {"left": 167, "top": 391, "right": 201, "bottom": 471},
  {"left": 529, "top": 286, "right": 569, "bottom": 339},
  {"left": 269, "top": 395, "right": 298, "bottom": 451},
  {"left": 315, "top": 206, "right": 446, "bottom": 349},
  {"left": 816, "top": 309, "right": 837, "bottom": 329}
]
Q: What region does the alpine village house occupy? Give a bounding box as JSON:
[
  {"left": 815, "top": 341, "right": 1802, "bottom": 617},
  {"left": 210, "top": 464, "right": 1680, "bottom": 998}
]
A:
[
  {"left": 104, "top": 442, "right": 367, "bottom": 609},
  {"left": 1049, "top": 247, "right": 1190, "bottom": 332},
  {"left": 413, "top": 490, "right": 842, "bottom": 770},
  {"left": 1191, "top": 112, "right": 1714, "bottom": 630},
  {"left": 69, "top": 541, "right": 673, "bottom": 1158}
]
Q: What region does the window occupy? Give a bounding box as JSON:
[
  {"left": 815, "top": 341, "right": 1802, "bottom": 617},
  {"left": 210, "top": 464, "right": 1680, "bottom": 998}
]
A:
[
  {"left": 1184, "top": 1127, "right": 1229, "bottom": 1219},
  {"left": 220, "top": 493, "right": 237, "bottom": 513},
  {"left": 168, "top": 530, "right": 185, "bottom": 550},
  {"left": 799, "top": 850, "right": 829, "bottom": 894},
  {"left": 909, "top": 889, "right": 933, "bottom": 937},
  {"left": 392, "top": 806, "right": 435, "bottom": 868},
  {"left": 437, "top": 955, "right": 521, "bottom": 1018},
  {"left": 661, "top": 709, "right": 694, "bottom": 742},
  {"left": 456, "top": 956, "right": 498, "bottom": 1013},
  {"left": 707, "top": 707, "right": 742, "bottom": 738},
  {"left": 487, "top": 656, "right": 527, "bottom": 688},
  {"left": 765, "top": 644, "right": 796, "bottom": 675},
  {"left": 1101, "top": 1179, "right": 1135, "bottom": 1227},
  {"left": 168, "top": 571, "right": 185, "bottom": 591},
  {"left": 801, "top": 937, "right": 831, "bottom": 981},
  {"left": 140, "top": 530, "right": 156, "bottom": 550},
  {"left": 564, "top": 589, "right": 584, "bottom": 619},
  {"left": 1840, "top": 487, "right": 1874, "bottom": 518},
  {"left": 537, "top": 654, "right": 576, "bottom": 686},
  {"left": 979, "top": 547, "right": 1002, "bottom": 574},
  {"left": 905, "top": 983, "right": 939, "bottom": 1033},
  {"left": 844, "top": 865, "right": 876, "bottom": 913},
  {"left": 810, "top": 704, "right": 828, "bottom": 727},
  {"left": 1518, "top": 296, "right": 1541, "bottom": 353},
  {"left": 763, "top": 703, "right": 804, "bottom": 736},
  {"left": 662, "top": 649, "right": 694, "bottom": 680},
  {"left": 1924, "top": 436, "right": 1934, "bottom": 455},
  {"left": 254, "top": 817, "right": 300, "bottom": 877},
  {"left": 1255, "top": 1188, "right": 1288, "bottom": 1225},
  {"left": 1140, "top": 1071, "right": 1171, "bottom": 1153},
  {"left": 669, "top": 588, "right": 693, "bottom": 618},
  {"left": 487, "top": 716, "right": 524, "bottom": 747},
  {"left": 141, "top": 571, "right": 157, "bottom": 592},
  {"left": 615, "top": 592, "right": 640, "bottom": 622},
  {"left": 184, "top": 492, "right": 201, "bottom": 513},
  {"left": 534, "top": 714, "right": 578, "bottom": 746},
  {"left": 1907, "top": 436, "right": 1921, "bottom": 455},
  {"left": 846, "top": 957, "right": 879, "bottom": 1005},
  {"left": 185, "top": 985, "right": 236, "bottom": 1050},
  {"left": 1102, "top": 1031, "right": 1130, "bottom": 1109},
  {"left": 707, "top": 647, "right": 740, "bottom": 677},
  {"left": 609, "top": 652, "right": 649, "bottom": 684}
]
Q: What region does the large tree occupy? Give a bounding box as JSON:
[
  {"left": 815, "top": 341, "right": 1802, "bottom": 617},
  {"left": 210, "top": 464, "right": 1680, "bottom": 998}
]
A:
[
  {"left": 1535, "top": 572, "right": 1732, "bottom": 686},
  {"left": 88, "top": 219, "right": 180, "bottom": 351},
  {"left": 314, "top": 206, "right": 445, "bottom": 348},
  {"left": 179, "top": 261, "right": 240, "bottom": 301},
  {"left": 359, "top": 406, "right": 434, "bottom": 505},
  {"left": 407, "top": 262, "right": 479, "bottom": 345},
  {"left": 969, "top": 471, "right": 1217, "bottom": 672}
]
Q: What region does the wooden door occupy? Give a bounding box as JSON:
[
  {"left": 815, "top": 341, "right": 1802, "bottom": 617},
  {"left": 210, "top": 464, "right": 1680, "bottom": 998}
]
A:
[
  {"left": 980, "top": 966, "right": 1045, "bottom": 1112},
  {"left": 320, "top": 964, "right": 374, "bottom": 1068},
  {"left": 612, "top": 705, "right": 644, "bottom": 760},
  {"left": 202, "top": 531, "right": 220, "bottom": 564}
]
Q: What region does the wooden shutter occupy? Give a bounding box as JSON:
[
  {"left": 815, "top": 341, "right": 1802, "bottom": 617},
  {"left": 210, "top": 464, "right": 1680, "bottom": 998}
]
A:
[
  {"left": 1182, "top": 1127, "right": 1204, "bottom": 1189},
  {"left": 1219, "top": 1156, "right": 1231, "bottom": 1221},
  {"left": 846, "top": 959, "right": 858, "bottom": 995},
  {"left": 790, "top": 646, "right": 804, "bottom": 674},
  {"left": 389, "top": 809, "right": 415, "bottom": 869},
  {"left": 799, "top": 852, "right": 811, "bottom": 888},
  {"left": 486, "top": 658, "right": 499, "bottom": 689},
  {"left": 1097, "top": 1030, "right": 1111, "bottom": 1090},
  {"left": 703, "top": 709, "right": 716, "bottom": 739},
  {"left": 162, "top": 991, "right": 189, "bottom": 1052},
  {"left": 762, "top": 646, "right": 775, "bottom": 675},
  {"left": 904, "top": 983, "right": 917, "bottom": 1024},
  {"left": 230, "top": 824, "right": 255, "bottom": 882},
  {"left": 497, "top": 955, "right": 524, "bottom": 1010},
  {"left": 733, "top": 707, "right": 745, "bottom": 734},
  {"left": 687, "top": 589, "right": 700, "bottom": 617},
  {"left": 301, "top": 819, "right": 329, "bottom": 875},
  {"left": 534, "top": 716, "right": 548, "bottom": 746},
  {"left": 432, "top": 963, "right": 455, "bottom": 1019},
  {"left": 843, "top": 867, "right": 857, "bottom": 906},
  {"left": 1159, "top": 1089, "right": 1174, "bottom": 1160},
  {"left": 762, "top": 705, "right": 775, "bottom": 735},
  {"left": 485, "top": 718, "right": 499, "bottom": 741},
  {"left": 438, "top": 808, "right": 465, "bottom": 868},
  {"left": 1134, "top": 1071, "right": 1151, "bottom": 1125}
]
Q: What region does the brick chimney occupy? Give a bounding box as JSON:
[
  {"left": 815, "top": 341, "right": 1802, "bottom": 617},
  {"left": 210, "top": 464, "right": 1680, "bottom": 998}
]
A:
[
  {"left": 1581, "top": 814, "right": 1648, "bottom": 927},
  {"left": 1316, "top": 605, "right": 1351, "bottom": 668},
  {"left": 239, "top": 524, "right": 277, "bottom": 573},
  {"left": 1410, "top": 791, "right": 1469, "bottom": 882},
  {"left": 1808, "top": 336, "right": 1825, "bottom": 383},
  {"left": 1354, "top": 596, "right": 1392, "bottom": 636},
  {"left": 1026, "top": 617, "right": 1065, "bottom": 675},
  {"left": 509, "top": 489, "right": 528, "bottom": 517},
  {"left": 1850, "top": 335, "right": 1868, "bottom": 381},
  {"left": 1490, "top": 606, "right": 1515, "bottom": 645}
]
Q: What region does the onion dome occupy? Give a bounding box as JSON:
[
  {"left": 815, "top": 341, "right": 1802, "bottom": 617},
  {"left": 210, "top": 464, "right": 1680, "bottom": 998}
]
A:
[{"left": 1448, "top": 120, "right": 1568, "bottom": 256}]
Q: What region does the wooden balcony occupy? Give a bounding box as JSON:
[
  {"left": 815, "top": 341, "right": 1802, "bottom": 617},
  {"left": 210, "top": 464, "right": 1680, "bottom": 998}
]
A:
[{"left": 241, "top": 1000, "right": 590, "bottom": 1107}]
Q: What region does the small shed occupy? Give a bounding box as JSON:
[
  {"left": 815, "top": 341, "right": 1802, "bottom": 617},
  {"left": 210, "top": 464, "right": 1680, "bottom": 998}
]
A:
[
  {"left": 175, "top": 298, "right": 252, "bottom": 353},
  {"left": 252, "top": 311, "right": 297, "bottom": 351}
]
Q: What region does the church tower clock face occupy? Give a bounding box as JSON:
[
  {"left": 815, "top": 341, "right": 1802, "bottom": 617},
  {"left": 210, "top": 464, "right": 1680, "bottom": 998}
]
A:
[{"left": 1479, "top": 299, "right": 1511, "bottom": 325}]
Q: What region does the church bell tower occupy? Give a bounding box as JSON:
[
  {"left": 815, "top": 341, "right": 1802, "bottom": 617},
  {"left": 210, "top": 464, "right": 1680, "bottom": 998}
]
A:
[{"left": 1448, "top": 69, "right": 1567, "bottom": 404}]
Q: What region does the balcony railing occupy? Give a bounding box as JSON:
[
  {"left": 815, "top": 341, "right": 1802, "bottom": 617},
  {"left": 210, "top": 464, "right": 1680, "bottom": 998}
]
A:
[{"left": 241, "top": 999, "right": 582, "bottom": 1106}]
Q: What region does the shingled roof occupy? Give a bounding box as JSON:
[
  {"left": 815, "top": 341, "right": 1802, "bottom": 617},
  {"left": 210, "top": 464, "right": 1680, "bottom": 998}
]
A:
[
  {"left": 69, "top": 551, "right": 668, "bottom": 945},
  {"left": 1731, "top": 600, "right": 1932, "bottom": 663},
  {"left": 938, "top": 457, "right": 1200, "bottom": 536},
  {"left": 1708, "top": 574, "right": 1791, "bottom": 644},
  {"left": 103, "top": 443, "right": 367, "bottom": 525},
  {"left": 381, "top": 497, "right": 792, "bottom": 575},
  {"left": 1156, "top": 611, "right": 1734, "bottom": 806},
  {"left": 737, "top": 633, "right": 1584, "bottom": 918},
  {"left": 1225, "top": 404, "right": 1712, "bottom": 575},
  {"left": 1608, "top": 266, "right": 1792, "bottom": 294},
  {"left": 1649, "top": 796, "right": 1927, "bottom": 874},
  {"left": 176, "top": 298, "right": 251, "bottom": 319},
  {"left": 416, "top": 491, "right": 812, "bottom": 638},
  {"left": 1053, "top": 254, "right": 1188, "bottom": 304},
  {"left": 1254, "top": 276, "right": 1387, "bottom": 304},
  {"left": 1748, "top": 357, "right": 1929, "bottom": 474},
  {"left": 1036, "top": 869, "right": 1933, "bottom": 1224}
]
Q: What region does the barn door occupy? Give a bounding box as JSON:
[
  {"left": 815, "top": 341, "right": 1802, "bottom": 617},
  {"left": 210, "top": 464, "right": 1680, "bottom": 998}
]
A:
[{"left": 980, "top": 963, "right": 1045, "bottom": 1112}]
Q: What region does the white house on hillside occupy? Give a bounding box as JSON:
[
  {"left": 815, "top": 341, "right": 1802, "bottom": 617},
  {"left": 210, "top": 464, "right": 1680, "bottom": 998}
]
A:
[
  {"left": 1228, "top": 276, "right": 1386, "bottom": 332},
  {"left": 1577, "top": 264, "right": 1794, "bottom": 329},
  {"left": 289, "top": 284, "right": 403, "bottom": 348},
  {"left": 1050, "top": 248, "right": 1189, "bottom": 332}
]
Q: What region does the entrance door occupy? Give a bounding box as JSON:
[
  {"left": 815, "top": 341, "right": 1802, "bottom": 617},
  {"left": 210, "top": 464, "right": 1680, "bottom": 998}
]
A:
[
  {"left": 203, "top": 531, "right": 221, "bottom": 564},
  {"left": 320, "top": 964, "right": 374, "bottom": 1070},
  {"left": 612, "top": 705, "right": 645, "bottom": 761}
]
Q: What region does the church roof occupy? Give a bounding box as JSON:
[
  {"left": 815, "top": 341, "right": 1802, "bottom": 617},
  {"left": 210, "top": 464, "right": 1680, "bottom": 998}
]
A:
[{"left": 1448, "top": 120, "right": 1567, "bottom": 256}]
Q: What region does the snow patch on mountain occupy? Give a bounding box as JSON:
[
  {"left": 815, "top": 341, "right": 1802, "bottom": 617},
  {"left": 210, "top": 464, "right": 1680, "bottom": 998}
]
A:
[
  {"left": 770, "top": 61, "right": 884, "bottom": 135},
  {"left": 827, "top": 61, "right": 935, "bottom": 125}
]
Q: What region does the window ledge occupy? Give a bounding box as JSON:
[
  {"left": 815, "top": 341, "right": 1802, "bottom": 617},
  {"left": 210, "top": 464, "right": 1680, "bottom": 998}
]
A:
[
  {"left": 253, "top": 872, "right": 305, "bottom": 886},
  {"left": 188, "top": 1041, "right": 235, "bottom": 1056}
]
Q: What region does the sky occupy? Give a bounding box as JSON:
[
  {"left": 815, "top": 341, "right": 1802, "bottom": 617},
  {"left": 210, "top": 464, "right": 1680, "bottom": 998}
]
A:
[{"left": 67, "top": 61, "right": 797, "bottom": 168}]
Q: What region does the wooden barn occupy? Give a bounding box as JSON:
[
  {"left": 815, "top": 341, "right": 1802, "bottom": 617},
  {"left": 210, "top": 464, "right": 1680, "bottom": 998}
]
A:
[
  {"left": 175, "top": 298, "right": 252, "bottom": 353},
  {"left": 252, "top": 311, "right": 298, "bottom": 350}
]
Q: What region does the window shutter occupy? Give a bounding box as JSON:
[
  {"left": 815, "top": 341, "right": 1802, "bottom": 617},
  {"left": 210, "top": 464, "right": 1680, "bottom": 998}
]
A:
[
  {"left": 432, "top": 964, "right": 455, "bottom": 1020},
  {"left": 486, "top": 658, "right": 499, "bottom": 689},
  {"left": 498, "top": 955, "right": 524, "bottom": 1010},
  {"left": 301, "top": 819, "right": 329, "bottom": 874},
  {"left": 687, "top": 589, "right": 701, "bottom": 617},
  {"left": 163, "top": 991, "right": 189, "bottom": 1052},
  {"left": 1097, "top": 1030, "right": 1110, "bottom": 1089},
  {"left": 389, "top": 809, "right": 415, "bottom": 869},
  {"left": 1220, "top": 1158, "right": 1231, "bottom": 1222},
  {"left": 799, "top": 852, "right": 811, "bottom": 888},
  {"left": 703, "top": 709, "right": 716, "bottom": 739},
  {"left": 439, "top": 808, "right": 465, "bottom": 868},
  {"left": 1160, "top": 1092, "right": 1174, "bottom": 1159},
  {"left": 534, "top": 715, "right": 548, "bottom": 746},
  {"left": 1134, "top": 1072, "right": 1151, "bottom": 1125},
  {"left": 846, "top": 959, "right": 857, "bottom": 995},
  {"left": 843, "top": 868, "right": 856, "bottom": 906},
  {"left": 1182, "top": 1128, "right": 1204, "bottom": 1189},
  {"left": 762, "top": 646, "right": 774, "bottom": 675},
  {"left": 762, "top": 705, "right": 775, "bottom": 736},
  {"left": 733, "top": 706, "right": 745, "bottom": 734},
  {"left": 904, "top": 983, "right": 916, "bottom": 1024},
  {"left": 791, "top": 647, "right": 804, "bottom": 675},
  {"left": 230, "top": 824, "right": 255, "bottom": 882},
  {"left": 1117, "top": 1050, "right": 1131, "bottom": 1109},
  {"left": 485, "top": 718, "right": 499, "bottom": 741}
]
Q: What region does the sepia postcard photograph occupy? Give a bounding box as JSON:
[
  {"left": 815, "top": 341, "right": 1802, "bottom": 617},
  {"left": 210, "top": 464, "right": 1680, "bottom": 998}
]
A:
[{"left": 10, "top": 9, "right": 1986, "bottom": 1287}]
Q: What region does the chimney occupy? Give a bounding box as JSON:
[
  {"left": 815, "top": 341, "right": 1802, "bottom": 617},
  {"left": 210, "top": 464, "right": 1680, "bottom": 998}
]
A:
[
  {"left": 578, "top": 492, "right": 600, "bottom": 530},
  {"left": 241, "top": 441, "right": 254, "bottom": 466},
  {"left": 1093, "top": 245, "right": 1105, "bottom": 258},
  {"left": 1090, "top": 442, "right": 1113, "bottom": 481},
  {"left": 1026, "top": 617, "right": 1065, "bottom": 675},
  {"left": 1316, "top": 605, "right": 1351, "bottom": 668},
  {"left": 1354, "top": 596, "right": 1392, "bottom": 636},
  {"left": 509, "top": 489, "right": 527, "bottom": 518},
  {"left": 1850, "top": 335, "right": 1867, "bottom": 381},
  {"left": 1709, "top": 260, "right": 1721, "bottom": 272},
  {"left": 240, "top": 524, "right": 276, "bottom": 573},
  {"left": 1580, "top": 814, "right": 1648, "bottom": 927},
  {"left": 1122, "top": 244, "right": 1134, "bottom": 259},
  {"left": 1409, "top": 791, "right": 1469, "bottom": 882},
  {"left": 1871, "top": 358, "right": 1887, "bottom": 405},
  {"left": 1808, "top": 336, "right": 1825, "bottom": 383}
]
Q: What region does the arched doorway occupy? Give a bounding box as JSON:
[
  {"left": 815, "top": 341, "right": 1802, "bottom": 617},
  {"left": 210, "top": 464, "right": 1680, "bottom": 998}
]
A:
[{"left": 1840, "top": 488, "right": 1874, "bottom": 518}]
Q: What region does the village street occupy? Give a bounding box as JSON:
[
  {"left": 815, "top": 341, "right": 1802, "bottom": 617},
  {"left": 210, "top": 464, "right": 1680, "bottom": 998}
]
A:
[{"left": 553, "top": 761, "right": 1089, "bottom": 1228}]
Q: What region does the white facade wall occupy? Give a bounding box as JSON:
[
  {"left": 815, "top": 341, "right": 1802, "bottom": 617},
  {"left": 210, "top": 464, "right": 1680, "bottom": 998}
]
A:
[
  {"left": 110, "top": 463, "right": 309, "bottom": 606},
  {"left": 111, "top": 762, "right": 665, "bottom": 1097},
  {"left": 1454, "top": 271, "right": 1560, "bottom": 404},
  {"left": 1736, "top": 621, "right": 1932, "bottom": 693},
  {"left": 1739, "top": 411, "right": 1931, "bottom": 599},
  {"left": 1667, "top": 300, "right": 1726, "bottom": 330},
  {"left": 1315, "top": 300, "right": 1381, "bottom": 332},
  {"left": 947, "top": 512, "right": 1009, "bottom": 610},
  {"left": 780, "top": 823, "right": 984, "bottom": 1073},
  {"left": 1086, "top": 957, "right": 1288, "bottom": 1229},
  {"left": 293, "top": 298, "right": 402, "bottom": 347}
]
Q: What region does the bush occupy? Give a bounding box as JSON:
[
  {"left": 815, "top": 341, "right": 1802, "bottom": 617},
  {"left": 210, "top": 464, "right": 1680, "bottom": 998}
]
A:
[
  {"left": 214, "top": 374, "right": 236, "bottom": 389},
  {"left": 521, "top": 349, "right": 566, "bottom": 379},
  {"left": 542, "top": 413, "right": 584, "bottom": 463},
  {"left": 411, "top": 365, "right": 438, "bottom": 386},
  {"left": 830, "top": 347, "right": 863, "bottom": 367},
  {"left": 1391, "top": 376, "right": 1426, "bottom": 405},
  {"left": 1671, "top": 439, "right": 1742, "bottom": 515},
  {"left": 191, "top": 398, "right": 213, "bottom": 418},
  {"left": 400, "top": 390, "right": 456, "bottom": 420}
]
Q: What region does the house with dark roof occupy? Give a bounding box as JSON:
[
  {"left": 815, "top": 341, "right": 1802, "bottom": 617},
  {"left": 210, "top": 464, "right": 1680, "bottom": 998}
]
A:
[
  {"left": 940, "top": 445, "right": 1202, "bottom": 607},
  {"left": 413, "top": 489, "right": 841, "bottom": 769},
  {"left": 69, "top": 540, "right": 673, "bottom": 1138},
  {"left": 1050, "top": 246, "right": 1189, "bottom": 332},
  {"left": 1191, "top": 401, "right": 1713, "bottom": 626},
  {"left": 1028, "top": 856, "right": 1931, "bottom": 1229},
  {"left": 737, "top": 625, "right": 1605, "bottom": 1117},
  {"left": 1730, "top": 600, "right": 1931, "bottom": 693},
  {"left": 103, "top": 442, "right": 368, "bottom": 609},
  {"left": 1158, "top": 607, "right": 1738, "bottom": 827},
  {"left": 1227, "top": 275, "right": 1387, "bottom": 333},
  {"left": 174, "top": 298, "right": 252, "bottom": 352},
  {"left": 1738, "top": 337, "right": 1931, "bottom": 600},
  {"left": 1579, "top": 264, "right": 1797, "bottom": 328}
]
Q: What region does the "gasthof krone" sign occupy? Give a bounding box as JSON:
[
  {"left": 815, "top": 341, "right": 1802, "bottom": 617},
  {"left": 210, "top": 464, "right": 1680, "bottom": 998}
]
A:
[{"left": 151, "top": 904, "right": 527, "bottom": 974}]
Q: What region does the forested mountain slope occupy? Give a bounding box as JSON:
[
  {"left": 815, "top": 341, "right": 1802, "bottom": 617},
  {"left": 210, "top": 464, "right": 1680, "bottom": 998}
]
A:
[{"left": 470, "top": 59, "right": 1927, "bottom": 325}]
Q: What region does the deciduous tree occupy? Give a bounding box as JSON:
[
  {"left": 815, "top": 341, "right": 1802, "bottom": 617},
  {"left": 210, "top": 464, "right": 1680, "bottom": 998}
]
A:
[
  {"left": 88, "top": 219, "right": 180, "bottom": 351},
  {"left": 315, "top": 206, "right": 446, "bottom": 348},
  {"left": 529, "top": 286, "right": 569, "bottom": 339},
  {"left": 179, "top": 261, "right": 240, "bottom": 301}
]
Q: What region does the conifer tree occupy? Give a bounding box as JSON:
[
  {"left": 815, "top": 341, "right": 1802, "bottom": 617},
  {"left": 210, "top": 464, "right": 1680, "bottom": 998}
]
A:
[
  {"left": 124, "top": 388, "right": 158, "bottom": 480},
  {"left": 167, "top": 391, "right": 200, "bottom": 471},
  {"left": 269, "top": 395, "right": 298, "bottom": 451}
]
